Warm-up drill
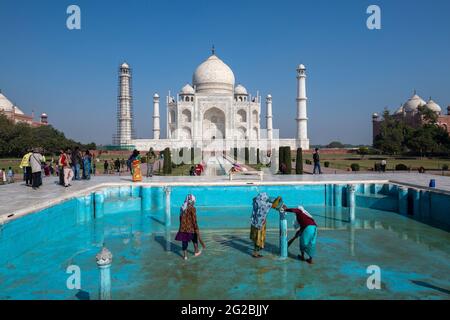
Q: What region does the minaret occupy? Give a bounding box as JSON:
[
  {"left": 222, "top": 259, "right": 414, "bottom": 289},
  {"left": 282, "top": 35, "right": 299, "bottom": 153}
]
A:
[
  {"left": 296, "top": 64, "right": 309, "bottom": 149},
  {"left": 266, "top": 94, "right": 273, "bottom": 140},
  {"left": 116, "top": 62, "right": 133, "bottom": 146},
  {"left": 153, "top": 93, "right": 160, "bottom": 139}
]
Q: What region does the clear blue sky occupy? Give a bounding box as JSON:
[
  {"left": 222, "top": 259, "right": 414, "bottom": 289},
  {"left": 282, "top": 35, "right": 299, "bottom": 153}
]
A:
[{"left": 1, "top": 0, "right": 450, "bottom": 145}]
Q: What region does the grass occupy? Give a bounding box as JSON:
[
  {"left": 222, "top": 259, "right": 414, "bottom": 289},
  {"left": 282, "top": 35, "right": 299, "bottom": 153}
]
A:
[{"left": 300, "top": 153, "right": 450, "bottom": 171}]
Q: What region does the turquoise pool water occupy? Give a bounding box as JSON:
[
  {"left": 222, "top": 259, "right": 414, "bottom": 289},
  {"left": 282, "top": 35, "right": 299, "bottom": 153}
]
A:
[{"left": 0, "top": 184, "right": 449, "bottom": 299}]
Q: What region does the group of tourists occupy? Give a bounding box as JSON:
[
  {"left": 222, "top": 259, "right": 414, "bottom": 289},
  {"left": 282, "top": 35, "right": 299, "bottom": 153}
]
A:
[
  {"left": 17, "top": 147, "right": 94, "bottom": 190},
  {"left": 175, "top": 192, "right": 318, "bottom": 264},
  {"left": 56, "top": 148, "right": 93, "bottom": 187}
]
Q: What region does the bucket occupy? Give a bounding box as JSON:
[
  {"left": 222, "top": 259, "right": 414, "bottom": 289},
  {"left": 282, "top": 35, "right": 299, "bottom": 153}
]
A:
[{"left": 429, "top": 179, "right": 436, "bottom": 188}]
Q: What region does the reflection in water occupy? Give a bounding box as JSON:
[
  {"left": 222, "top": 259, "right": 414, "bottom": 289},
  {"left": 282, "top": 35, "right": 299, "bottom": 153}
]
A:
[{"left": 349, "top": 224, "right": 355, "bottom": 257}]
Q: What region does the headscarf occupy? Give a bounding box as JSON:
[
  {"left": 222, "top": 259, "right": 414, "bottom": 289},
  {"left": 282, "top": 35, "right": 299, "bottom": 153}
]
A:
[{"left": 181, "top": 194, "right": 196, "bottom": 213}]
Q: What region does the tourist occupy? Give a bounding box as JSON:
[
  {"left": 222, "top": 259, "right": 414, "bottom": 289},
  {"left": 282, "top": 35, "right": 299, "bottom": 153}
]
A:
[
  {"left": 313, "top": 148, "right": 322, "bottom": 174},
  {"left": 19, "top": 149, "right": 33, "bottom": 186},
  {"left": 29, "top": 148, "right": 44, "bottom": 190},
  {"left": 381, "top": 159, "right": 387, "bottom": 172},
  {"left": 146, "top": 148, "right": 157, "bottom": 177},
  {"left": 114, "top": 158, "right": 121, "bottom": 174},
  {"left": 57, "top": 150, "right": 64, "bottom": 185},
  {"left": 7, "top": 167, "right": 14, "bottom": 183},
  {"left": 70, "top": 147, "right": 82, "bottom": 180},
  {"left": 129, "top": 149, "right": 142, "bottom": 182},
  {"left": 43, "top": 162, "right": 51, "bottom": 177},
  {"left": 120, "top": 158, "right": 126, "bottom": 172},
  {"left": 284, "top": 205, "right": 318, "bottom": 264},
  {"left": 189, "top": 166, "right": 195, "bottom": 176},
  {"left": 92, "top": 162, "right": 96, "bottom": 175},
  {"left": 61, "top": 148, "right": 73, "bottom": 187},
  {"left": 0, "top": 168, "right": 6, "bottom": 184},
  {"left": 175, "top": 194, "right": 205, "bottom": 260},
  {"left": 250, "top": 193, "right": 283, "bottom": 258},
  {"left": 83, "top": 150, "right": 92, "bottom": 180},
  {"left": 103, "top": 160, "right": 109, "bottom": 174}
]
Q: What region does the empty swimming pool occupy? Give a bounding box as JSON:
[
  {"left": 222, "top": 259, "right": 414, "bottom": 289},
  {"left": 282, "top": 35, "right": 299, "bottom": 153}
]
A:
[{"left": 0, "top": 183, "right": 449, "bottom": 299}]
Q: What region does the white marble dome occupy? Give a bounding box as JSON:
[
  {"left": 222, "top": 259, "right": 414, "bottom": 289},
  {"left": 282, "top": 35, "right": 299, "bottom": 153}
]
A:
[
  {"left": 403, "top": 93, "right": 426, "bottom": 112},
  {"left": 193, "top": 54, "right": 235, "bottom": 94},
  {"left": 425, "top": 98, "right": 441, "bottom": 113},
  {"left": 234, "top": 84, "right": 248, "bottom": 95},
  {"left": 181, "top": 84, "right": 195, "bottom": 95},
  {"left": 121, "top": 62, "right": 129, "bottom": 69},
  {"left": 0, "top": 93, "right": 24, "bottom": 115}
]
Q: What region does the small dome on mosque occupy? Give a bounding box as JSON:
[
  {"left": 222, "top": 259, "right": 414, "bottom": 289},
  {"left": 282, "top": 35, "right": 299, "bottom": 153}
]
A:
[
  {"left": 425, "top": 98, "right": 442, "bottom": 113},
  {"left": 181, "top": 84, "right": 195, "bottom": 95},
  {"left": 153, "top": 93, "right": 159, "bottom": 98},
  {"left": 234, "top": 84, "right": 248, "bottom": 95},
  {"left": 121, "top": 62, "right": 129, "bottom": 69},
  {"left": 192, "top": 54, "right": 235, "bottom": 94},
  {"left": 403, "top": 92, "right": 427, "bottom": 112},
  {"left": 298, "top": 64, "right": 306, "bottom": 70}
]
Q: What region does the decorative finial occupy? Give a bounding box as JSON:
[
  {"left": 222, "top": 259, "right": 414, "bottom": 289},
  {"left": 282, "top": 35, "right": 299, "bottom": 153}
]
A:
[
  {"left": 211, "top": 45, "right": 215, "bottom": 55},
  {"left": 413, "top": 89, "right": 416, "bottom": 95}
]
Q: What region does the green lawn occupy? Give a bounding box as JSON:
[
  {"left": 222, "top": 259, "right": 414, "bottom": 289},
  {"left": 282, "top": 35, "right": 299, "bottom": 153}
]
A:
[{"left": 300, "top": 153, "right": 450, "bottom": 171}]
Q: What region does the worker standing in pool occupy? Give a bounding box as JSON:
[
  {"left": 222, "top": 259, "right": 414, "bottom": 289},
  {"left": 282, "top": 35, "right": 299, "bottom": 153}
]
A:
[
  {"left": 250, "top": 193, "right": 283, "bottom": 258},
  {"left": 175, "top": 194, "right": 205, "bottom": 260},
  {"left": 284, "top": 205, "right": 318, "bottom": 264}
]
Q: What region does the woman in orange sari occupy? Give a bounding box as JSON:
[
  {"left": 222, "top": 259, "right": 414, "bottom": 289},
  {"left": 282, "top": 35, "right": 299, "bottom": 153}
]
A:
[{"left": 128, "top": 149, "right": 142, "bottom": 182}]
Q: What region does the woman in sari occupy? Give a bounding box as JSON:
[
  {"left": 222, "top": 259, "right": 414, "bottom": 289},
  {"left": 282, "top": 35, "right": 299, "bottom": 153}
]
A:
[
  {"left": 82, "top": 150, "right": 92, "bottom": 180},
  {"left": 284, "top": 205, "right": 318, "bottom": 264},
  {"left": 250, "top": 193, "right": 283, "bottom": 258},
  {"left": 129, "top": 149, "right": 142, "bottom": 182},
  {"left": 175, "top": 194, "right": 205, "bottom": 260}
]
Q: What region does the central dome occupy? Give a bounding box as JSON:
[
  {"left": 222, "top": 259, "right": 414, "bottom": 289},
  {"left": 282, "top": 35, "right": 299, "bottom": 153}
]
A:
[{"left": 193, "top": 54, "right": 235, "bottom": 94}]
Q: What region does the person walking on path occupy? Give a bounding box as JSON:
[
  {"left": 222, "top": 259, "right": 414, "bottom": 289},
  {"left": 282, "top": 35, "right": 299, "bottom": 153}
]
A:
[
  {"left": 313, "top": 148, "right": 322, "bottom": 175},
  {"left": 29, "top": 148, "right": 44, "bottom": 190},
  {"left": 146, "top": 148, "right": 157, "bottom": 177}
]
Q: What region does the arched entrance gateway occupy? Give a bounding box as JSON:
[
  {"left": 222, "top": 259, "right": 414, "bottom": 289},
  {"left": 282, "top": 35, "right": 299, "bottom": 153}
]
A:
[{"left": 203, "top": 107, "right": 225, "bottom": 140}]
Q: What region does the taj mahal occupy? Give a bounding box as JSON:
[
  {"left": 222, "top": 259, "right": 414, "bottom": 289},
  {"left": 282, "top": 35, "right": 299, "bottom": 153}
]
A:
[{"left": 114, "top": 49, "right": 310, "bottom": 154}]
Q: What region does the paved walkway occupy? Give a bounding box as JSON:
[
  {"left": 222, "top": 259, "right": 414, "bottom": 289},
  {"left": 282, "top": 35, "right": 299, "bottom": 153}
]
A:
[{"left": 1, "top": 172, "right": 449, "bottom": 224}]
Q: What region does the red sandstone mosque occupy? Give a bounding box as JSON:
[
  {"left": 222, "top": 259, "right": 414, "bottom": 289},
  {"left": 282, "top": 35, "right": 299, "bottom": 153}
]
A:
[
  {"left": 372, "top": 91, "right": 450, "bottom": 143},
  {"left": 0, "top": 90, "right": 48, "bottom": 127}
]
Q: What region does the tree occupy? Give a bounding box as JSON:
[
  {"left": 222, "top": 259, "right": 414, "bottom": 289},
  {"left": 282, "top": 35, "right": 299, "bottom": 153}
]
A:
[
  {"left": 0, "top": 113, "right": 96, "bottom": 157},
  {"left": 373, "top": 110, "right": 406, "bottom": 154},
  {"left": 326, "top": 141, "right": 345, "bottom": 148},
  {"left": 295, "top": 148, "right": 303, "bottom": 174},
  {"left": 163, "top": 148, "right": 172, "bottom": 174}
]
